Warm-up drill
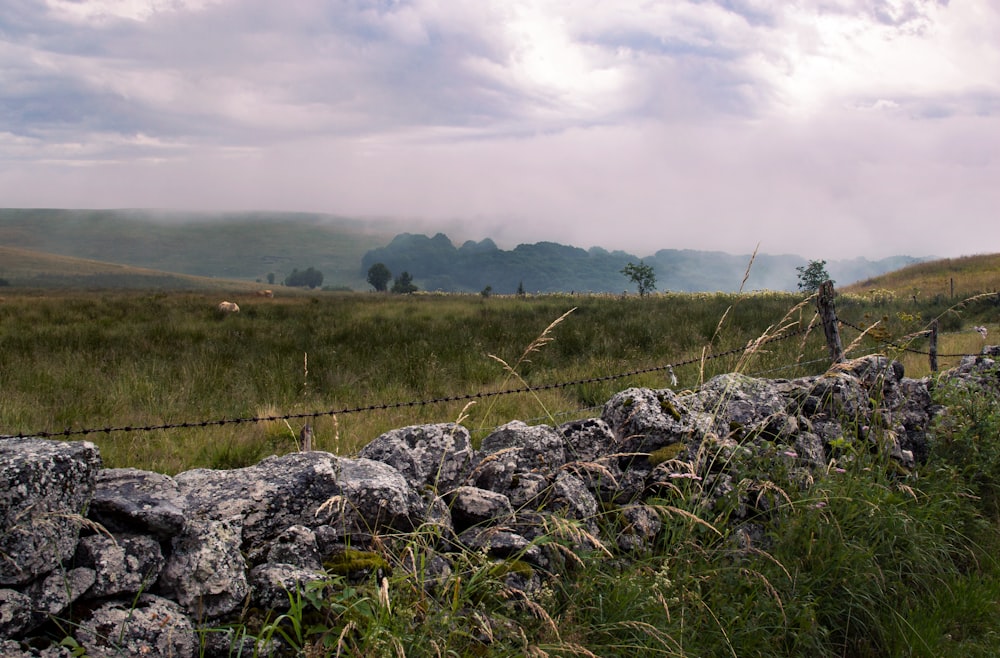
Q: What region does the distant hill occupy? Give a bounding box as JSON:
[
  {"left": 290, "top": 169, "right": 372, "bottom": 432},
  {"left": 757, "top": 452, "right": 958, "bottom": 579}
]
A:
[
  {"left": 0, "top": 208, "right": 396, "bottom": 289},
  {"left": 0, "top": 209, "right": 930, "bottom": 292},
  {"left": 0, "top": 245, "right": 263, "bottom": 291},
  {"left": 361, "top": 233, "right": 929, "bottom": 294}
]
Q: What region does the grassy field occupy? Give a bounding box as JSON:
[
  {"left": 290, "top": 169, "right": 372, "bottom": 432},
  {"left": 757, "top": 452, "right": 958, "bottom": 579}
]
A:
[
  {"left": 5, "top": 276, "right": 1000, "bottom": 656},
  {"left": 1, "top": 285, "right": 995, "bottom": 474}
]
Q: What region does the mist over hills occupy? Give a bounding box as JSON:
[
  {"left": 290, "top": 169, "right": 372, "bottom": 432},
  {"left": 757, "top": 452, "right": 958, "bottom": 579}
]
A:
[
  {"left": 0, "top": 209, "right": 927, "bottom": 292},
  {"left": 362, "top": 232, "right": 926, "bottom": 294}
]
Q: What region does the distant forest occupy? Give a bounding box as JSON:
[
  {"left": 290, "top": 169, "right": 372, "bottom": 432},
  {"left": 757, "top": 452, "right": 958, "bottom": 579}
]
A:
[{"left": 361, "top": 233, "right": 926, "bottom": 294}]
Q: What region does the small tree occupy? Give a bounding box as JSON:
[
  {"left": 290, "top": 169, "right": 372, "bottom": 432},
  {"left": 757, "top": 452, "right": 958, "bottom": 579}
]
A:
[
  {"left": 796, "top": 260, "right": 833, "bottom": 293},
  {"left": 367, "top": 263, "right": 392, "bottom": 292},
  {"left": 267, "top": 272, "right": 275, "bottom": 285},
  {"left": 516, "top": 281, "right": 525, "bottom": 298},
  {"left": 621, "top": 261, "right": 656, "bottom": 297},
  {"left": 391, "top": 271, "right": 418, "bottom": 294}
]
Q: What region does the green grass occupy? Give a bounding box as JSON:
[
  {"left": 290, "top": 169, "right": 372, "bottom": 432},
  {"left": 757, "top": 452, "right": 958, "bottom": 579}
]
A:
[
  {"left": 1, "top": 288, "right": 996, "bottom": 473},
  {"left": 186, "top": 368, "right": 1000, "bottom": 657},
  {"left": 8, "top": 287, "right": 1000, "bottom": 656}
]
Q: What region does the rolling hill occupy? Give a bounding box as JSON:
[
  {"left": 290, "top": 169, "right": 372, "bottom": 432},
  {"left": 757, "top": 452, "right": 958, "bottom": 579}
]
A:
[
  {"left": 0, "top": 245, "right": 266, "bottom": 291},
  {"left": 842, "top": 253, "right": 1000, "bottom": 299},
  {"left": 0, "top": 208, "right": 940, "bottom": 292}
]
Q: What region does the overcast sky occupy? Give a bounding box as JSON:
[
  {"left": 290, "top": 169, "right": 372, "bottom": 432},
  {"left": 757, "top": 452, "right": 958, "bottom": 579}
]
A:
[{"left": 2, "top": 0, "right": 998, "bottom": 259}]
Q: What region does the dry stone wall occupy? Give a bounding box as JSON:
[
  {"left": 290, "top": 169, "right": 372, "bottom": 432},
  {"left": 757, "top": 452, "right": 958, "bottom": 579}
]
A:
[{"left": 2, "top": 349, "right": 1000, "bottom": 657}]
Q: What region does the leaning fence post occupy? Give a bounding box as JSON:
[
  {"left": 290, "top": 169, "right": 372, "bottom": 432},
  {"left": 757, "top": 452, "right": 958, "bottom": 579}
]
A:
[
  {"left": 928, "top": 319, "right": 938, "bottom": 372},
  {"left": 817, "top": 280, "right": 845, "bottom": 364}
]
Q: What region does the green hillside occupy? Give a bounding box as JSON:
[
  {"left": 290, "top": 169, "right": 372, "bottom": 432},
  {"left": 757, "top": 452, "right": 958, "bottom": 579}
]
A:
[
  {"left": 0, "top": 208, "right": 397, "bottom": 289},
  {"left": 0, "top": 245, "right": 266, "bottom": 291},
  {"left": 843, "top": 253, "right": 1000, "bottom": 299}
]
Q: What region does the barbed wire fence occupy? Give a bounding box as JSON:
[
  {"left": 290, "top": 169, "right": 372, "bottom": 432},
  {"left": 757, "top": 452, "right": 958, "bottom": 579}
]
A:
[{"left": 6, "top": 284, "right": 994, "bottom": 442}]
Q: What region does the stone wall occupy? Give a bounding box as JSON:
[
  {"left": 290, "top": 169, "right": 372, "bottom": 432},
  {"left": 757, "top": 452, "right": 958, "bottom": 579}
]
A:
[{"left": 2, "top": 349, "right": 999, "bottom": 657}]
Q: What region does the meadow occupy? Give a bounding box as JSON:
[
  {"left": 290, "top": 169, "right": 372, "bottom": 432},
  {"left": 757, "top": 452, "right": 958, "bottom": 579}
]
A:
[
  {"left": 1, "top": 286, "right": 994, "bottom": 474},
  {"left": 6, "top": 285, "right": 1000, "bottom": 656}
]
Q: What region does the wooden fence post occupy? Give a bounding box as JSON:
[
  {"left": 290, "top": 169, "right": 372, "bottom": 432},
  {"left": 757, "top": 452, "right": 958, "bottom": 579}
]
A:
[
  {"left": 817, "top": 280, "right": 845, "bottom": 364},
  {"left": 928, "top": 319, "right": 938, "bottom": 372}
]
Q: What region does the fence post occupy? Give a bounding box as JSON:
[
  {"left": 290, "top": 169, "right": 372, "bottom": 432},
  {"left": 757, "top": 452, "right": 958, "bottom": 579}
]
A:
[
  {"left": 817, "top": 280, "right": 845, "bottom": 364},
  {"left": 928, "top": 319, "right": 938, "bottom": 372}
]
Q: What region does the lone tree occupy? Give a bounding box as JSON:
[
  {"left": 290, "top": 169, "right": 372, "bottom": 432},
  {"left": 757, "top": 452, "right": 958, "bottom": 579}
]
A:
[
  {"left": 796, "top": 260, "right": 833, "bottom": 293},
  {"left": 367, "top": 263, "right": 392, "bottom": 292},
  {"left": 391, "top": 271, "right": 418, "bottom": 294},
  {"left": 622, "top": 260, "right": 656, "bottom": 297}
]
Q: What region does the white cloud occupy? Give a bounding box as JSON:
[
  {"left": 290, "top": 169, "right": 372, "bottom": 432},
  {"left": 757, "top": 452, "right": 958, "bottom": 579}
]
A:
[{"left": 1, "top": 0, "right": 999, "bottom": 260}]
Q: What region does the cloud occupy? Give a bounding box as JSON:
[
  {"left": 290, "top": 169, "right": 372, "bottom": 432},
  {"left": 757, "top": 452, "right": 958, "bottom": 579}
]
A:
[{"left": 1, "top": 0, "right": 999, "bottom": 260}]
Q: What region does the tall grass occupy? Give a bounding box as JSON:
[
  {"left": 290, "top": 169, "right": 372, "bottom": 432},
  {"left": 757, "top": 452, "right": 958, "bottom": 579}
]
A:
[
  {"left": 179, "top": 300, "right": 1000, "bottom": 657},
  {"left": 1, "top": 288, "right": 995, "bottom": 473},
  {"left": 11, "top": 286, "right": 1000, "bottom": 655}
]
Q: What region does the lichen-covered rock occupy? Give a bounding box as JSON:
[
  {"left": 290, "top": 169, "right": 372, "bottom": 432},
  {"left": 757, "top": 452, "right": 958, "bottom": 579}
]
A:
[
  {"left": 266, "top": 525, "right": 322, "bottom": 571},
  {"left": 480, "top": 421, "right": 568, "bottom": 471},
  {"left": 74, "top": 594, "right": 196, "bottom": 658},
  {"left": 248, "top": 563, "right": 328, "bottom": 611},
  {"left": 75, "top": 533, "right": 164, "bottom": 599},
  {"left": 690, "top": 373, "right": 792, "bottom": 438},
  {"left": 156, "top": 515, "right": 249, "bottom": 619},
  {"left": 468, "top": 421, "right": 569, "bottom": 494},
  {"left": 0, "top": 438, "right": 102, "bottom": 586},
  {"left": 540, "top": 472, "right": 600, "bottom": 526},
  {"left": 24, "top": 567, "right": 96, "bottom": 634},
  {"left": 174, "top": 452, "right": 426, "bottom": 546},
  {"left": 616, "top": 504, "right": 663, "bottom": 553},
  {"left": 447, "top": 486, "right": 514, "bottom": 532},
  {"left": 558, "top": 418, "right": 617, "bottom": 462},
  {"left": 0, "top": 589, "right": 33, "bottom": 639},
  {"left": 88, "top": 468, "right": 186, "bottom": 540},
  {"left": 602, "top": 388, "right": 712, "bottom": 460},
  {"left": 359, "top": 423, "right": 477, "bottom": 492}
]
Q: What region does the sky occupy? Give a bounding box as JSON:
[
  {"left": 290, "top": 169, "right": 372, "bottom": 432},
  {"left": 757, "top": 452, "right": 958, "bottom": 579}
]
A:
[{"left": 1, "top": 0, "right": 998, "bottom": 260}]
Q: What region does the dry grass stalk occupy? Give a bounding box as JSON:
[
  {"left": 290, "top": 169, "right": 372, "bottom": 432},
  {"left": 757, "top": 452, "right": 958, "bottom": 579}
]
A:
[{"left": 482, "top": 308, "right": 576, "bottom": 426}]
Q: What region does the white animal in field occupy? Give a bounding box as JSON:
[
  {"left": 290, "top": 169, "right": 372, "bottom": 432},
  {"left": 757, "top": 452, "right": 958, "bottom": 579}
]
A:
[
  {"left": 974, "top": 326, "right": 988, "bottom": 339},
  {"left": 256, "top": 289, "right": 274, "bottom": 298},
  {"left": 217, "top": 301, "right": 240, "bottom": 313}
]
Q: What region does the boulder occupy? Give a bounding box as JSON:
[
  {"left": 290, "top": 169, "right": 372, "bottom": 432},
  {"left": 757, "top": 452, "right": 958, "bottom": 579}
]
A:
[
  {"left": 359, "top": 423, "right": 477, "bottom": 492},
  {"left": 75, "top": 533, "right": 165, "bottom": 600},
  {"left": 73, "top": 594, "right": 196, "bottom": 658},
  {"left": 88, "top": 468, "right": 186, "bottom": 540},
  {"left": 0, "top": 438, "right": 102, "bottom": 586}
]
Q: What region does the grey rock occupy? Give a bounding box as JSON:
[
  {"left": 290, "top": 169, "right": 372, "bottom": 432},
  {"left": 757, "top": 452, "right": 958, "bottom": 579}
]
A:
[
  {"left": 75, "top": 533, "right": 164, "bottom": 599},
  {"left": 541, "top": 472, "right": 600, "bottom": 526},
  {"left": 0, "top": 438, "right": 102, "bottom": 586},
  {"left": 156, "top": 515, "right": 249, "bottom": 619},
  {"left": 616, "top": 504, "right": 663, "bottom": 553},
  {"left": 88, "top": 468, "right": 186, "bottom": 539},
  {"left": 266, "top": 525, "right": 322, "bottom": 571},
  {"left": 447, "top": 486, "right": 514, "bottom": 532},
  {"left": 691, "top": 373, "right": 792, "bottom": 437},
  {"left": 480, "top": 421, "right": 568, "bottom": 471},
  {"left": 0, "top": 589, "right": 33, "bottom": 639},
  {"left": 602, "top": 388, "right": 712, "bottom": 460},
  {"left": 558, "top": 417, "right": 617, "bottom": 462},
  {"left": 24, "top": 567, "right": 95, "bottom": 633},
  {"left": 248, "top": 563, "right": 328, "bottom": 611},
  {"left": 359, "top": 423, "right": 477, "bottom": 492},
  {"left": 74, "top": 594, "right": 196, "bottom": 658},
  {"left": 174, "top": 452, "right": 426, "bottom": 546},
  {"left": 468, "top": 421, "right": 570, "bottom": 494}
]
